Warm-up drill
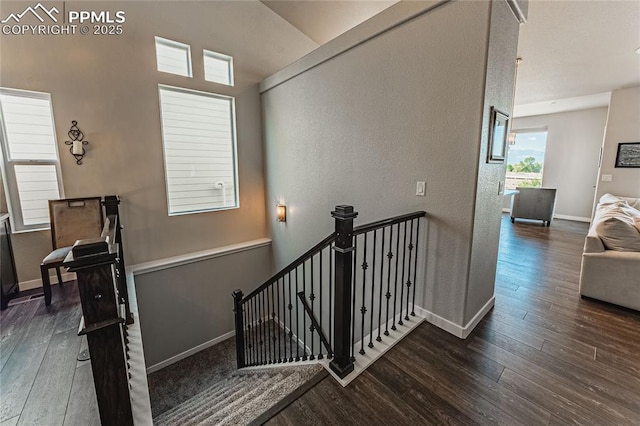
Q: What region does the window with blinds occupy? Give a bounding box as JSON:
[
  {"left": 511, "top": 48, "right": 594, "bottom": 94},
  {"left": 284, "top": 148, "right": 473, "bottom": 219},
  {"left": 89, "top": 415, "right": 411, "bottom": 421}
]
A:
[
  {"left": 158, "top": 85, "right": 239, "bottom": 215},
  {"left": 0, "top": 88, "right": 63, "bottom": 231},
  {"left": 203, "top": 50, "right": 234, "bottom": 86},
  {"left": 155, "top": 37, "right": 192, "bottom": 78}
]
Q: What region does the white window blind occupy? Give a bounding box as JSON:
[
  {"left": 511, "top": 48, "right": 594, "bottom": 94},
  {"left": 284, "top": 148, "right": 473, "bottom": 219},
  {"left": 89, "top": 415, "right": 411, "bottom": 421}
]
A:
[
  {"left": 14, "top": 165, "right": 60, "bottom": 225},
  {"left": 203, "top": 50, "right": 234, "bottom": 86},
  {"left": 0, "top": 88, "right": 63, "bottom": 230},
  {"left": 155, "top": 37, "right": 192, "bottom": 78},
  {"left": 158, "top": 85, "right": 238, "bottom": 215}
]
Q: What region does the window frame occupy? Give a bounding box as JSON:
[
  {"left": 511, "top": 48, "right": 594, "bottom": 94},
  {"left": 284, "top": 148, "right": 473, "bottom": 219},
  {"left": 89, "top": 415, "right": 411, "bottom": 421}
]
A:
[
  {"left": 157, "top": 84, "right": 240, "bottom": 216},
  {"left": 203, "top": 49, "right": 234, "bottom": 86},
  {"left": 0, "top": 87, "right": 65, "bottom": 232},
  {"left": 505, "top": 127, "right": 549, "bottom": 190},
  {"left": 155, "top": 36, "right": 193, "bottom": 78}
]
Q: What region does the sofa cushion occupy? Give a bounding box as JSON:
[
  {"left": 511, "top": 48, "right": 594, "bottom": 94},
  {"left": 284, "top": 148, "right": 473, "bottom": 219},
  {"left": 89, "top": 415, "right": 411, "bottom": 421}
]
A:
[
  {"left": 594, "top": 205, "right": 640, "bottom": 251},
  {"left": 599, "top": 193, "right": 626, "bottom": 205},
  {"left": 599, "top": 193, "right": 640, "bottom": 210}
]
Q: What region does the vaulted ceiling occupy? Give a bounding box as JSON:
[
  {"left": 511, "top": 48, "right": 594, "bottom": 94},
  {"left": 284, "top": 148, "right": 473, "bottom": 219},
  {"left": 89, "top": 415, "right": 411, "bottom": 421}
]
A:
[{"left": 261, "top": 0, "right": 640, "bottom": 117}]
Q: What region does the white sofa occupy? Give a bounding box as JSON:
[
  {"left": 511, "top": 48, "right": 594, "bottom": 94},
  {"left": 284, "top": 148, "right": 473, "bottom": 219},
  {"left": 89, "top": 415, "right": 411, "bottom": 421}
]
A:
[{"left": 579, "top": 193, "right": 640, "bottom": 311}]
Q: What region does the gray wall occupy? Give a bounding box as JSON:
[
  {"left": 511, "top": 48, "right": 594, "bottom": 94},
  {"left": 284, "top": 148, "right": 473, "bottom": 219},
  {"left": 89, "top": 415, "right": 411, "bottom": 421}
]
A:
[
  {"left": 135, "top": 245, "right": 273, "bottom": 368},
  {"left": 261, "top": 1, "right": 521, "bottom": 329},
  {"left": 0, "top": 0, "right": 317, "bottom": 284},
  {"left": 507, "top": 107, "right": 608, "bottom": 220},
  {"left": 595, "top": 86, "right": 640, "bottom": 201},
  {"left": 466, "top": 0, "right": 521, "bottom": 324}
]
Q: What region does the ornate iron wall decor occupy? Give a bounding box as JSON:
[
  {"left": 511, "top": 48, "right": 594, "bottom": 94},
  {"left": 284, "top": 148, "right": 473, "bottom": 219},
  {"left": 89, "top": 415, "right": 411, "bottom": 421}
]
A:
[{"left": 65, "top": 120, "right": 89, "bottom": 165}]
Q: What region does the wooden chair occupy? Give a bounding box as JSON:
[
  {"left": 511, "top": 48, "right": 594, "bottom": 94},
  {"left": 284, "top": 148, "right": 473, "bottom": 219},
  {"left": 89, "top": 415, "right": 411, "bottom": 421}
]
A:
[{"left": 40, "top": 197, "right": 103, "bottom": 305}]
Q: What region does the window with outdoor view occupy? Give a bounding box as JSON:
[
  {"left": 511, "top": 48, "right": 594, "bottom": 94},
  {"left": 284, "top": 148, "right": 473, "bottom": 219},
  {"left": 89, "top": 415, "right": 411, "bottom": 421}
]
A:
[{"left": 505, "top": 131, "right": 548, "bottom": 190}]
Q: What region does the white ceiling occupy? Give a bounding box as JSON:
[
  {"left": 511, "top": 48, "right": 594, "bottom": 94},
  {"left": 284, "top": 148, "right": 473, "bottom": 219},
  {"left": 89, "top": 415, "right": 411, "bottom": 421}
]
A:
[
  {"left": 514, "top": 0, "right": 640, "bottom": 116},
  {"left": 262, "top": 0, "right": 640, "bottom": 117},
  {"left": 261, "top": 0, "right": 398, "bottom": 45}
]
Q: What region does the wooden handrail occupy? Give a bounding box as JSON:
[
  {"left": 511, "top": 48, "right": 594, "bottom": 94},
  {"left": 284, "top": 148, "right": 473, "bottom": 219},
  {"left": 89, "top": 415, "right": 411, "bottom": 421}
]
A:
[
  {"left": 242, "top": 211, "right": 425, "bottom": 303},
  {"left": 353, "top": 211, "right": 426, "bottom": 236},
  {"left": 242, "top": 233, "right": 335, "bottom": 302}
]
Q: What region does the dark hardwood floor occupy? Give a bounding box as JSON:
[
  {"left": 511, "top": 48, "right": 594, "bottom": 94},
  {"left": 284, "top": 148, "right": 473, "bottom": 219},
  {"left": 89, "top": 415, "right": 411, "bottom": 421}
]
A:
[
  {"left": 268, "top": 216, "right": 640, "bottom": 425},
  {"left": 0, "top": 283, "right": 99, "bottom": 425}
]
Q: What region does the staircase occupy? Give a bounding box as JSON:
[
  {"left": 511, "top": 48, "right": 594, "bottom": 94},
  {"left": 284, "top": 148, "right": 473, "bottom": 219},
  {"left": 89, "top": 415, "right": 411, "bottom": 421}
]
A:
[
  {"left": 154, "top": 365, "right": 323, "bottom": 425},
  {"left": 233, "top": 206, "right": 427, "bottom": 383},
  {"left": 151, "top": 205, "right": 428, "bottom": 424}
]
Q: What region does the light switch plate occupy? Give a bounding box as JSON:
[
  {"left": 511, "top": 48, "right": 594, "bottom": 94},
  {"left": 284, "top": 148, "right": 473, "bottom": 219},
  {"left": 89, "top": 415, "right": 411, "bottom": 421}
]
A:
[
  {"left": 416, "top": 181, "right": 426, "bottom": 196},
  {"left": 601, "top": 174, "right": 612, "bottom": 182}
]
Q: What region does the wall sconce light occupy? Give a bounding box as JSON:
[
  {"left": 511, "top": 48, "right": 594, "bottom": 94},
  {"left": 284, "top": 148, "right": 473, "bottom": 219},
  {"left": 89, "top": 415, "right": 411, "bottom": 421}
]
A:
[
  {"left": 276, "top": 204, "right": 286, "bottom": 222},
  {"left": 508, "top": 132, "right": 517, "bottom": 145},
  {"left": 64, "top": 120, "right": 89, "bottom": 165}
]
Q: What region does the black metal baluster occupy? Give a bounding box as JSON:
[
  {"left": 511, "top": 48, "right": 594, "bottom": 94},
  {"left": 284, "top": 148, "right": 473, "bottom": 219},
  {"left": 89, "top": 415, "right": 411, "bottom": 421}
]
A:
[
  {"left": 405, "top": 220, "right": 415, "bottom": 321},
  {"left": 302, "top": 262, "right": 308, "bottom": 361},
  {"left": 246, "top": 298, "right": 251, "bottom": 366},
  {"left": 359, "top": 233, "right": 368, "bottom": 355},
  {"left": 271, "top": 283, "right": 277, "bottom": 362},
  {"left": 252, "top": 299, "right": 256, "bottom": 365},
  {"left": 264, "top": 289, "right": 269, "bottom": 364},
  {"left": 264, "top": 289, "right": 269, "bottom": 363},
  {"left": 278, "top": 276, "right": 287, "bottom": 362},
  {"left": 281, "top": 276, "right": 286, "bottom": 362},
  {"left": 392, "top": 223, "right": 400, "bottom": 331},
  {"left": 265, "top": 287, "right": 270, "bottom": 363},
  {"left": 288, "top": 272, "right": 294, "bottom": 362},
  {"left": 350, "top": 237, "right": 357, "bottom": 362},
  {"left": 309, "top": 256, "right": 315, "bottom": 361},
  {"left": 398, "top": 221, "right": 408, "bottom": 326},
  {"left": 243, "top": 301, "right": 248, "bottom": 366},
  {"left": 318, "top": 249, "right": 324, "bottom": 360},
  {"left": 295, "top": 267, "right": 300, "bottom": 361},
  {"left": 258, "top": 293, "right": 262, "bottom": 364},
  {"left": 276, "top": 279, "right": 281, "bottom": 362},
  {"left": 246, "top": 302, "right": 250, "bottom": 365},
  {"left": 384, "top": 225, "right": 393, "bottom": 336},
  {"left": 412, "top": 219, "right": 420, "bottom": 316},
  {"left": 253, "top": 295, "right": 262, "bottom": 365},
  {"left": 377, "top": 227, "right": 385, "bottom": 342},
  {"left": 368, "top": 229, "right": 377, "bottom": 349},
  {"left": 329, "top": 244, "right": 333, "bottom": 358},
  {"left": 260, "top": 291, "right": 269, "bottom": 364}
]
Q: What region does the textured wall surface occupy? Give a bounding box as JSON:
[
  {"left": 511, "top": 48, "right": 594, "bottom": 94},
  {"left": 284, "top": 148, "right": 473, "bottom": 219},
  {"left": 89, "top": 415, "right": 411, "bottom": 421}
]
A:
[
  {"left": 509, "top": 107, "right": 608, "bottom": 220},
  {"left": 595, "top": 86, "right": 640, "bottom": 202},
  {"left": 262, "top": 0, "right": 499, "bottom": 327},
  {"left": 135, "top": 245, "right": 273, "bottom": 367},
  {"left": 0, "top": 0, "right": 318, "bottom": 282},
  {"left": 465, "top": 0, "right": 522, "bottom": 324}
]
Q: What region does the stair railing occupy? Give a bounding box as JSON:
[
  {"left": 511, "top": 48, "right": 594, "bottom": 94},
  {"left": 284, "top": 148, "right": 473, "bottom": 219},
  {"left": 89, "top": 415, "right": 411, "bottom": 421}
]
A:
[
  {"left": 233, "top": 205, "right": 426, "bottom": 379},
  {"left": 64, "top": 195, "right": 136, "bottom": 424}
]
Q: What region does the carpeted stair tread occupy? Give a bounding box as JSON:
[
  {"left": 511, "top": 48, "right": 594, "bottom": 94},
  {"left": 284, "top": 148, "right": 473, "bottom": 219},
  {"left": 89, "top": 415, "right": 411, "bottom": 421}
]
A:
[
  {"left": 215, "top": 371, "right": 307, "bottom": 426},
  {"left": 154, "top": 375, "right": 252, "bottom": 426},
  {"left": 149, "top": 331, "right": 325, "bottom": 425},
  {"left": 188, "top": 373, "right": 286, "bottom": 425}
]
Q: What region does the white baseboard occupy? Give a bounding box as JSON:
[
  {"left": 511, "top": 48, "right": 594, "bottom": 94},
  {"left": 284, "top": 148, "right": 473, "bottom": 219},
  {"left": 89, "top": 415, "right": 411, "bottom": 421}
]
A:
[
  {"left": 553, "top": 214, "right": 590, "bottom": 223},
  {"left": 144, "top": 297, "right": 495, "bottom": 379},
  {"left": 19, "top": 272, "right": 77, "bottom": 291},
  {"left": 146, "top": 330, "right": 235, "bottom": 374},
  {"left": 416, "top": 296, "right": 494, "bottom": 339}
]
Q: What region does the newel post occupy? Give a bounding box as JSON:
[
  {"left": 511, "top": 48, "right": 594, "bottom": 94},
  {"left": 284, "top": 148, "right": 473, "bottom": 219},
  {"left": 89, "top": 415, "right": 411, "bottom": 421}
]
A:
[
  {"left": 233, "top": 289, "right": 245, "bottom": 368},
  {"left": 330, "top": 205, "right": 358, "bottom": 378}
]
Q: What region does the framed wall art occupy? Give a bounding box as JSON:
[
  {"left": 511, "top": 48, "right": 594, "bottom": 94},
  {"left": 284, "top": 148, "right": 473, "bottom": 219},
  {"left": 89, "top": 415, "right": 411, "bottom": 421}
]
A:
[
  {"left": 615, "top": 142, "right": 640, "bottom": 168},
  {"left": 487, "top": 107, "right": 509, "bottom": 163}
]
